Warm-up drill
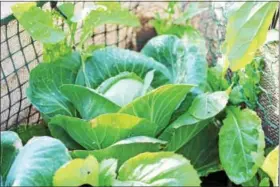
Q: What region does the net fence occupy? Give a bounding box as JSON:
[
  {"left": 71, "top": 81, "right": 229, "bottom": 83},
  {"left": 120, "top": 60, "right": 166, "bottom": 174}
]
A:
[{"left": 0, "top": 1, "right": 279, "bottom": 145}]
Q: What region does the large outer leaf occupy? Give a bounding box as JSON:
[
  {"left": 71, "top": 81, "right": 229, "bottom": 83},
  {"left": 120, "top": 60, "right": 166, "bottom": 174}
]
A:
[
  {"left": 5, "top": 137, "right": 71, "bottom": 186},
  {"left": 80, "top": 2, "right": 140, "bottom": 45},
  {"left": 75, "top": 47, "right": 172, "bottom": 89},
  {"left": 141, "top": 35, "right": 185, "bottom": 81},
  {"left": 117, "top": 152, "right": 201, "bottom": 186},
  {"left": 53, "top": 156, "right": 99, "bottom": 186},
  {"left": 141, "top": 35, "right": 207, "bottom": 87},
  {"left": 0, "top": 131, "right": 22, "bottom": 183},
  {"left": 50, "top": 114, "right": 157, "bottom": 150},
  {"left": 71, "top": 136, "right": 166, "bottom": 168},
  {"left": 119, "top": 84, "right": 194, "bottom": 134},
  {"left": 188, "top": 91, "right": 229, "bottom": 120},
  {"left": 223, "top": 2, "right": 278, "bottom": 71},
  {"left": 159, "top": 112, "right": 210, "bottom": 151},
  {"left": 27, "top": 52, "right": 81, "bottom": 118},
  {"left": 184, "top": 44, "right": 208, "bottom": 89},
  {"left": 261, "top": 145, "right": 279, "bottom": 186},
  {"left": 219, "top": 106, "right": 265, "bottom": 184},
  {"left": 11, "top": 3, "right": 65, "bottom": 43},
  {"left": 60, "top": 84, "right": 120, "bottom": 120},
  {"left": 177, "top": 123, "right": 221, "bottom": 176}
]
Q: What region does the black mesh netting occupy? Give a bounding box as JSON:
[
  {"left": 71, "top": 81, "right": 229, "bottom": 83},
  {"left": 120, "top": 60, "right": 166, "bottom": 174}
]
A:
[
  {"left": 0, "top": 2, "right": 279, "bottom": 146},
  {"left": 0, "top": 1, "right": 139, "bottom": 130}
]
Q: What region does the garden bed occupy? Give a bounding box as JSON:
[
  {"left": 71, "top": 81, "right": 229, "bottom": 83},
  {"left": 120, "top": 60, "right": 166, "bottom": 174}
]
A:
[{"left": 0, "top": 1, "right": 279, "bottom": 187}]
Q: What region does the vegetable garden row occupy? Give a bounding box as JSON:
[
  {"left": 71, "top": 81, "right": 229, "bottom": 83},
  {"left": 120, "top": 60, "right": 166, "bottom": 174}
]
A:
[{"left": 1, "top": 1, "right": 279, "bottom": 187}]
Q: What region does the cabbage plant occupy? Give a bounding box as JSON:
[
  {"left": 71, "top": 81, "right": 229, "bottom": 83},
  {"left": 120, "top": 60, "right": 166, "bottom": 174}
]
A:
[
  {"left": 25, "top": 34, "right": 265, "bottom": 186},
  {"left": 0, "top": 131, "right": 71, "bottom": 186},
  {"left": 7, "top": 1, "right": 279, "bottom": 186}
]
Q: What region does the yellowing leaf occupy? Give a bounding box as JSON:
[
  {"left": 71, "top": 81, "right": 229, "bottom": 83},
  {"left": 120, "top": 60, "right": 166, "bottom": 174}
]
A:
[
  {"left": 53, "top": 156, "right": 99, "bottom": 186},
  {"left": 261, "top": 145, "right": 279, "bottom": 186},
  {"left": 223, "top": 2, "right": 278, "bottom": 71},
  {"left": 11, "top": 2, "right": 36, "bottom": 19}
]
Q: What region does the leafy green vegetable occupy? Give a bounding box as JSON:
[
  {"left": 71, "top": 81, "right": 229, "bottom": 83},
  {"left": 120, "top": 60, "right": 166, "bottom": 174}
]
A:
[
  {"left": 12, "top": 1, "right": 274, "bottom": 183},
  {"left": 27, "top": 52, "right": 81, "bottom": 118},
  {"left": 219, "top": 106, "right": 265, "bottom": 184},
  {"left": 117, "top": 152, "right": 201, "bottom": 186},
  {"left": 75, "top": 47, "right": 172, "bottom": 89},
  {"left": 60, "top": 84, "right": 120, "bottom": 120},
  {"left": 222, "top": 2, "right": 278, "bottom": 71},
  {"left": 3, "top": 133, "right": 71, "bottom": 186},
  {"left": 50, "top": 114, "right": 157, "bottom": 150},
  {"left": 119, "top": 84, "right": 194, "bottom": 134},
  {"left": 11, "top": 3, "right": 65, "bottom": 44},
  {"left": 71, "top": 136, "right": 166, "bottom": 167},
  {"left": 56, "top": 152, "right": 200, "bottom": 186}
]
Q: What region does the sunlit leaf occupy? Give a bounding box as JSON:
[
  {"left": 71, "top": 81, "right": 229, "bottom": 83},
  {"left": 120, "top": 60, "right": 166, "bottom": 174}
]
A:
[
  {"left": 222, "top": 2, "right": 278, "bottom": 71},
  {"left": 5, "top": 137, "right": 71, "bottom": 186},
  {"left": 53, "top": 156, "right": 99, "bottom": 186},
  {"left": 261, "top": 145, "right": 279, "bottom": 186},
  {"left": 117, "top": 152, "right": 201, "bottom": 186},
  {"left": 219, "top": 106, "right": 265, "bottom": 184},
  {"left": 12, "top": 3, "right": 65, "bottom": 43}
]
